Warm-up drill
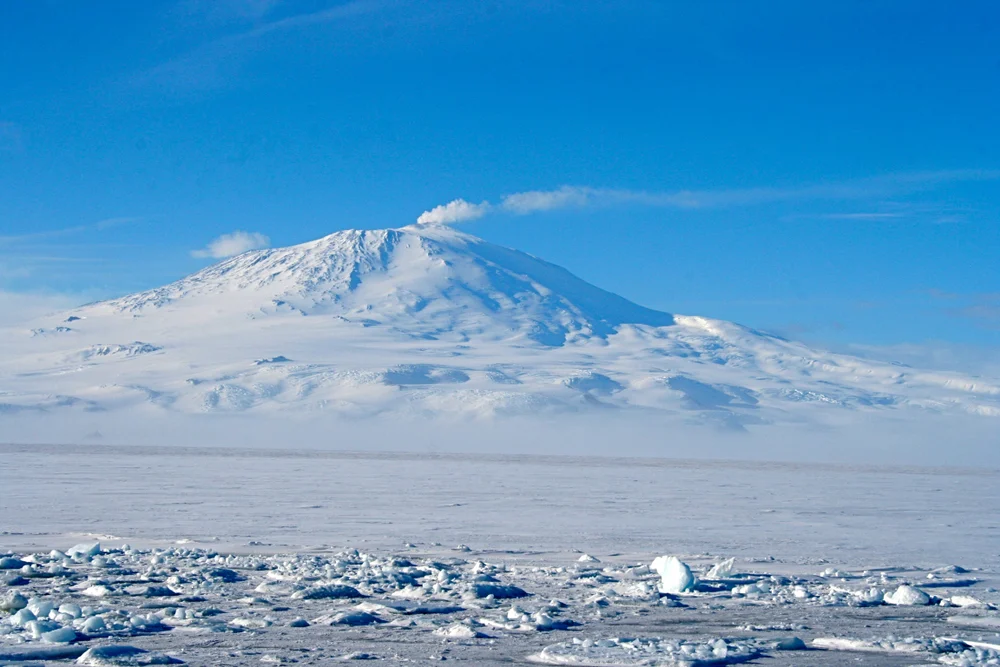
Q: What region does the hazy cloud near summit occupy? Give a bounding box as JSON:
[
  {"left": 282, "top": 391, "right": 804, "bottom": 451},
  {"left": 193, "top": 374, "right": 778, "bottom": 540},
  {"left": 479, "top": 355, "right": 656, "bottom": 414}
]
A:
[{"left": 192, "top": 231, "right": 270, "bottom": 258}]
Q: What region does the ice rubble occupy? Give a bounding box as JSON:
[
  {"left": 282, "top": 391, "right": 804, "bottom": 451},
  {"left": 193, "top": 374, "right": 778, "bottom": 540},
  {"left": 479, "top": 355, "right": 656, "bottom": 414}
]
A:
[
  {"left": 813, "top": 636, "right": 1000, "bottom": 666},
  {"left": 0, "top": 542, "right": 584, "bottom": 657},
  {"left": 1, "top": 543, "right": 998, "bottom": 664}
]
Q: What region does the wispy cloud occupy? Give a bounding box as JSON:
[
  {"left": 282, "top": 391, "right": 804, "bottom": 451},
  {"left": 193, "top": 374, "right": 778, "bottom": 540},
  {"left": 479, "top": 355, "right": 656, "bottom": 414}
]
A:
[
  {"left": 787, "top": 199, "right": 977, "bottom": 225},
  {"left": 138, "top": 0, "right": 390, "bottom": 91},
  {"left": 192, "top": 231, "right": 270, "bottom": 258},
  {"left": 925, "top": 288, "right": 962, "bottom": 301},
  {"left": 926, "top": 289, "right": 1000, "bottom": 331},
  {"left": 0, "top": 217, "right": 141, "bottom": 245},
  {"left": 175, "top": 0, "right": 282, "bottom": 24},
  {"left": 844, "top": 341, "right": 1000, "bottom": 376},
  {"left": 953, "top": 303, "right": 1000, "bottom": 328},
  {"left": 235, "top": 0, "right": 389, "bottom": 39},
  {"left": 817, "top": 212, "right": 905, "bottom": 221},
  {"left": 508, "top": 170, "right": 1000, "bottom": 212},
  {"left": 416, "top": 170, "right": 1000, "bottom": 224},
  {"left": 501, "top": 186, "right": 594, "bottom": 214},
  {"left": 0, "top": 250, "right": 144, "bottom": 286}
]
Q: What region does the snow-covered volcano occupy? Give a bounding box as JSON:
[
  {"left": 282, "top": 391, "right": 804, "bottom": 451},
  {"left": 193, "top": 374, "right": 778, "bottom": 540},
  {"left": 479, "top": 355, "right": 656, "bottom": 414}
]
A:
[
  {"left": 2, "top": 224, "right": 998, "bottom": 424},
  {"left": 99, "top": 224, "right": 675, "bottom": 345}
]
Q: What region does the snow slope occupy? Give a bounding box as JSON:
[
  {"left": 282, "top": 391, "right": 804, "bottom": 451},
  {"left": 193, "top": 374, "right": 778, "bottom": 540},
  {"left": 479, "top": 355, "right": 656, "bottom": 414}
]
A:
[{"left": 1, "top": 224, "right": 998, "bottom": 424}]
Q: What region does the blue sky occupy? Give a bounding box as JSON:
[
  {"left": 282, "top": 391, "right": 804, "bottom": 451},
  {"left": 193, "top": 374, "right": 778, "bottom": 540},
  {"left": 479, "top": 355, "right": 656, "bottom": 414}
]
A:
[{"left": 1, "top": 1, "right": 998, "bottom": 356}]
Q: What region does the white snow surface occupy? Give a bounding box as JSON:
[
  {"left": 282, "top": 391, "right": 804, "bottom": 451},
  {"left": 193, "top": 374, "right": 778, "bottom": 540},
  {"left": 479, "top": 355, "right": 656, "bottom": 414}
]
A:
[
  {"left": 2, "top": 224, "right": 999, "bottom": 431},
  {"left": 2, "top": 444, "right": 1000, "bottom": 665}
]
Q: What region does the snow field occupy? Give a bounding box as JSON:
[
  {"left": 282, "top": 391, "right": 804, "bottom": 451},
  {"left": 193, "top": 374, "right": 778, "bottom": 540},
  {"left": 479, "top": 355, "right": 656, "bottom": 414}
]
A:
[{"left": 2, "top": 445, "right": 999, "bottom": 664}]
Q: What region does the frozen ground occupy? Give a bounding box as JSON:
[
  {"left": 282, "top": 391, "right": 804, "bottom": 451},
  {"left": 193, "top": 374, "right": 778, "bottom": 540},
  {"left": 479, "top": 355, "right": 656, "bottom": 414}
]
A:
[{"left": 2, "top": 443, "right": 999, "bottom": 665}]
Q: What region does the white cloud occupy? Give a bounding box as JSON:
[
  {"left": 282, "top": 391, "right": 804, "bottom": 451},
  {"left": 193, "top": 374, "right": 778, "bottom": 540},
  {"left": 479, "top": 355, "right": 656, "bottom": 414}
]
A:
[
  {"left": 192, "top": 231, "right": 270, "bottom": 259},
  {"left": 416, "top": 199, "right": 492, "bottom": 226},
  {"left": 500, "top": 186, "right": 595, "bottom": 214}
]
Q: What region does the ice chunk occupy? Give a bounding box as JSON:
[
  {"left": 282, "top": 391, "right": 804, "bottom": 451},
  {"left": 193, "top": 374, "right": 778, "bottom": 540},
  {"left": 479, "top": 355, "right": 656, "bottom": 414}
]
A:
[
  {"left": 950, "top": 595, "right": 985, "bottom": 607},
  {"left": 290, "top": 584, "right": 363, "bottom": 600},
  {"left": 311, "top": 611, "right": 384, "bottom": 626},
  {"left": 67, "top": 543, "right": 102, "bottom": 559},
  {"left": 205, "top": 567, "right": 244, "bottom": 583},
  {"left": 28, "top": 599, "right": 56, "bottom": 617},
  {"left": 80, "top": 616, "right": 107, "bottom": 634},
  {"left": 3, "top": 573, "right": 29, "bottom": 586},
  {"left": 434, "top": 623, "right": 488, "bottom": 639},
  {"left": 82, "top": 584, "right": 113, "bottom": 597},
  {"left": 41, "top": 626, "right": 78, "bottom": 643},
  {"left": 0, "top": 591, "right": 27, "bottom": 611},
  {"left": 651, "top": 555, "right": 696, "bottom": 594},
  {"left": 471, "top": 583, "right": 530, "bottom": 599},
  {"left": 60, "top": 603, "right": 83, "bottom": 618},
  {"left": 10, "top": 608, "right": 37, "bottom": 626},
  {"left": 76, "top": 645, "right": 184, "bottom": 665},
  {"left": 883, "top": 584, "right": 931, "bottom": 606},
  {"left": 529, "top": 637, "right": 758, "bottom": 665},
  {"left": 0, "top": 556, "right": 28, "bottom": 570},
  {"left": 732, "top": 580, "right": 772, "bottom": 597},
  {"left": 0, "top": 645, "right": 88, "bottom": 661},
  {"left": 532, "top": 611, "right": 578, "bottom": 631},
  {"left": 773, "top": 637, "right": 807, "bottom": 651},
  {"left": 229, "top": 617, "right": 271, "bottom": 629},
  {"left": 378, "top": 600, "right": 465, "bottom": 615},
  {"left": 706, "top": 557, "right": 736, "bottom": 580}
]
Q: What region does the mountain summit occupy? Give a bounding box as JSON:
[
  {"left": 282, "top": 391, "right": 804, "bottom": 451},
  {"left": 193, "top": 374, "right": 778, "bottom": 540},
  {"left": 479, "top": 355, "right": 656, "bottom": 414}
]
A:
[
  {"left": 2, "top": 226, "right": 998, "bottom": 423},
  {"left": 101, "top": 224, "right": 675, "bottom": 346}
]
